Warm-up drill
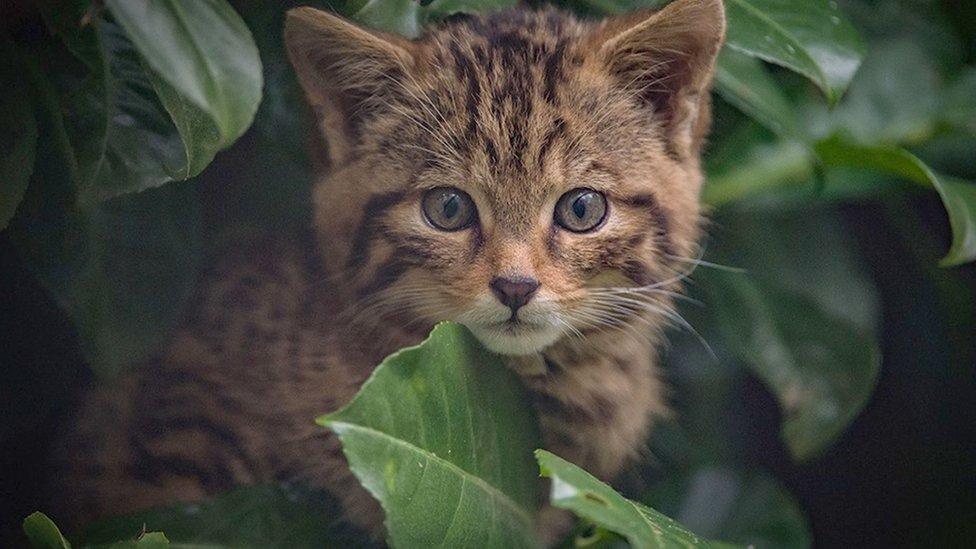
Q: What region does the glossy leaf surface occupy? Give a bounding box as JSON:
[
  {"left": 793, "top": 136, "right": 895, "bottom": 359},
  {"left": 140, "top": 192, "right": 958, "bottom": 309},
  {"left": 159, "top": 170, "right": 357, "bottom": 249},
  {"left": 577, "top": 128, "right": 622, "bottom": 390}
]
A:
[
  {"left": 319, "top": 323, "right": 542, "bottom": 548},
  {"left": 713, "top": 48, "right": 799, "bottom": 138},
  {"left": 104, "top": 0, "right": 262, "bottom": 160},
  {"left": 537, "top": 450, "right": 727, "bottom": 549},
  {"left": 724, "top": 0, "right": 865, "bottom": 104}
]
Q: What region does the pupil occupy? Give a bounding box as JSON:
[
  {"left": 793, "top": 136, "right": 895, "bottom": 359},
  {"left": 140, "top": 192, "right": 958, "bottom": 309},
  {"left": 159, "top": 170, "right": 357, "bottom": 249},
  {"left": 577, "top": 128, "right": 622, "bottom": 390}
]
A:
[
  {"left": 443, "top": 194, "right": 459, "bottom": 219},
  {"left": 572, "top": 195, "right": 588, "bottom": 219}
]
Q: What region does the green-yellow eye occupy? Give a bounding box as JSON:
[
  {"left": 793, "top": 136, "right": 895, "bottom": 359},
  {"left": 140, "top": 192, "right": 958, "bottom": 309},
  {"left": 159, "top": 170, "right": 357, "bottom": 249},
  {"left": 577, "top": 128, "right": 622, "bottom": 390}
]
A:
[
  {"left": 555, "top": 188, "right": 608, "bottom": 232},
  {"left": 422, "top": 187, "right": 476, "bottom": 231}
]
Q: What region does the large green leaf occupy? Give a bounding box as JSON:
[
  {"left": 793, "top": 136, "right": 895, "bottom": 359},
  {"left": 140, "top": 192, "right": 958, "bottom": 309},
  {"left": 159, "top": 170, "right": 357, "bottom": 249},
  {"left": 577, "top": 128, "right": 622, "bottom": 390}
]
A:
[
  {"left": 943, "top": 68, "right": 976, "bottom": 137},
  {"left": 37, "top": 1, "right": 258, "bottom": 202},
  {"left": 104, "top": 0, "right": 262, "bottom": 162},
  {"left": 645, "top": 467, "right": 811, "bottom": 549},
  {"left": 724, "top": 0, "right": 865, "bottom": 104},
  {"left": 815, "top": 137, "right": 976, "bottom": 266},
  {"left": 818, "top": 41, "right": 940, "bottom": 145},
  {"left": 537, "top": 450, "right": 727, "bottom": 549},
  {"left": 10, "top": 57, "right": 202, "bottom": 377},
  {"left": 319, "top": 323, "right": 542, "bottom": 548},
  {"left": 713, "top": 48, "right": 799, "bottom": 139},
  {"left": 702, "top": 271, "right": 880, "bottom": 461},
  {"left": 37, "top": 7, "right": 189, "bottom": 202},
  {"left": 0, "top": 35, "right": 37, "bottom": 230}
]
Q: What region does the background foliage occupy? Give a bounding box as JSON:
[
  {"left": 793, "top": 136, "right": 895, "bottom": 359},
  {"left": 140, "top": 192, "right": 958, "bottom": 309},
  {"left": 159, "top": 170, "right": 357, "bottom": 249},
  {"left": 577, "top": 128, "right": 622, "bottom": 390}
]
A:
[{"left": 1, "top": 0, "right": 975, "bottom": 547}]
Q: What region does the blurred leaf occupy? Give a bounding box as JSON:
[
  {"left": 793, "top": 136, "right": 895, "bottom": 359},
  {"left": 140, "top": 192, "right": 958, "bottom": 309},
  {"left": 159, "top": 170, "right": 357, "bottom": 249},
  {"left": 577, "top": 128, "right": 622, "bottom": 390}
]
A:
[
  {"left": 23, "top": 512, "right": 71, "bottom": 549},
  {"left": 724, "top": 0, "right": 865, "bottom": 104},
  {"left": 943, "top": 68, "right": 976, "bottom": 137},
  {"left": 345, "top": 0, "right": 518, "bottom": 38},
  {"left": 0, "top": 36, "right": 37, "bottom": 230},
  {"left": 714, "top": 48, "right": 799, "bottom": 139},
  {"left": 536, "top": 450, "right": 729, "bottom": 549},
  {"left": 80, "top": 485, "right": 372, "bottom": 548},
  {"left": 10, "top": 59, "right": 202, "bottom": 377},
  {"left": 702, "top": 271, "right": 880, "bottom": 461},
  {"left": 704, "top": 125, "right": 813, "bottom": 207},
  {"left": 645, "top": 467, "right": 811, "bottom": 549},
  {"left": 37, "top": 1, "right": 258, "bottom": 202},
  {"left": 711, "top": 209, "right": 881, "bottom": 331},
  {"left": 36, "top": 0, "right": 100, "bottom": 70},
  {"left": 104, "top": 0, "right": 262, "bottom": 166},
  {"left": 319, "top": 323, "right": 542, "bottom": 548},
  {"left": 816, "top": 137, "right": 976, "bottom": 266},
  {"left": 813, "top": 41, "right": 940, "bottom": 145},
  {"left": 37, "top": 9, "right": 189, "bottom": 202}
]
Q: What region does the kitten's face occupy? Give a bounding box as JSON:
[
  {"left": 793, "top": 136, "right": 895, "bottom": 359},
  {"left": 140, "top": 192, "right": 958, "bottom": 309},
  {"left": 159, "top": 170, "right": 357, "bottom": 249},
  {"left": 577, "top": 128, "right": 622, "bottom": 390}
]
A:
[{"left": 286, "top": 2, "right": 725, "bottom": 355}]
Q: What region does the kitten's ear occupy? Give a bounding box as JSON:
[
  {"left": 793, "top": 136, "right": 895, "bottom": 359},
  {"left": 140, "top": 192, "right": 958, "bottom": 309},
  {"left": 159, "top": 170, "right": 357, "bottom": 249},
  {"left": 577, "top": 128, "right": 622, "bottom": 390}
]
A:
[
  {"left": 285, "top": 8, "right": 417, "bottom": 165},
  {"left": 594, "top": 0, "right": 726, "bottom": 158}
]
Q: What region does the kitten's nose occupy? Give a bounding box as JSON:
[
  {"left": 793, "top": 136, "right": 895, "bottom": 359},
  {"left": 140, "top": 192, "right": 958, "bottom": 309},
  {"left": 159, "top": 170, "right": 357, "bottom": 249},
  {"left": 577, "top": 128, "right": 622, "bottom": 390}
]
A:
[{"left": 490, "top": 277, "right": 540, "bottom": 312}]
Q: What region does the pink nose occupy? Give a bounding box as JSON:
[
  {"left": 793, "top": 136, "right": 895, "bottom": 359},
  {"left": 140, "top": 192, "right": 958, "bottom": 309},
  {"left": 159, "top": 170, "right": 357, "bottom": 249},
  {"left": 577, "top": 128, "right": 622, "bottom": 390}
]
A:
[{"left": 489, "top": 277, "right": 540, "bottom": 312}]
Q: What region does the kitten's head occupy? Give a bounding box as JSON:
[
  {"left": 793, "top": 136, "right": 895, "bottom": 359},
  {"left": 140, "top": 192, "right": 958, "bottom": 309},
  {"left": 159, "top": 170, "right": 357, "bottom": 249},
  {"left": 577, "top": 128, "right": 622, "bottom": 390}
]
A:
[{"left": 285, "top": 0, "right": 725, "bottom": 355}]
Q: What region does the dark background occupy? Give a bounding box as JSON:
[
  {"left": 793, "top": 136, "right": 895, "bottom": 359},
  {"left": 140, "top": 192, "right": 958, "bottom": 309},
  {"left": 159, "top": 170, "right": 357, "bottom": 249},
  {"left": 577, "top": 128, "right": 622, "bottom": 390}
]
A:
[{"left": 3, "top": 0, "right": 976, "bottom": 547}]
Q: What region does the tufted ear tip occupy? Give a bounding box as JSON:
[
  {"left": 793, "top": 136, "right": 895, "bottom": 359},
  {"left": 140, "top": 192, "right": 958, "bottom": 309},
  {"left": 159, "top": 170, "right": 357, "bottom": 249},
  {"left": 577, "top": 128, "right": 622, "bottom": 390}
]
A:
[
  {"left": 592, "top": 0, "right": 727, "bottom": 157},
  {"left": 283, "top": 7, "right": 416, "bottom": 165}
]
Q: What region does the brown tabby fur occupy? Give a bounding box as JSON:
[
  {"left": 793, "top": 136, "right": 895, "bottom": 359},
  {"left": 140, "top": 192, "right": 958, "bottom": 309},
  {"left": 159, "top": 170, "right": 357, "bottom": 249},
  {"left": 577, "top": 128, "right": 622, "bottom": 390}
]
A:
[{"left": 52, "top": 0, "right": 725, "bottom": 542}]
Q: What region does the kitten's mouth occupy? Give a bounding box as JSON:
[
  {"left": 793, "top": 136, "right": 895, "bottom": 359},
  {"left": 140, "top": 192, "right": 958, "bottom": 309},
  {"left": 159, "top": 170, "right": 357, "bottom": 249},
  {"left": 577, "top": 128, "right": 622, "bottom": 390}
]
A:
[
  {"left": 492, "top": 317, "right": 541, "bottom": 333},
  {"left": 466, "top": 317, "right": 563, "bottom": 356}
]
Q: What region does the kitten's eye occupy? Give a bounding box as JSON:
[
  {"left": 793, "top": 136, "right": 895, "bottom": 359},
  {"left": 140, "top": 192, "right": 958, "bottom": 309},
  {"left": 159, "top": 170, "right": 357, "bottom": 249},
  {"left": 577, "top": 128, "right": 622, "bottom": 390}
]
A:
[
  {"left": 555, "top": 188, "right": 607, "bottom": 233},
  {"left": 422, "top": 187, "right": 476, "bottom": 231}
]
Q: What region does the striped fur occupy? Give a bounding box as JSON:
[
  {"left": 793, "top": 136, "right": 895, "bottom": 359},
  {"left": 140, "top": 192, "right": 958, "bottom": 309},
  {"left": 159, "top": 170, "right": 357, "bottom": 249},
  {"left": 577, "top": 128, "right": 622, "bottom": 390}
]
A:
[{"left": 54, "top": 1, "right": 725, "bottom": 542}]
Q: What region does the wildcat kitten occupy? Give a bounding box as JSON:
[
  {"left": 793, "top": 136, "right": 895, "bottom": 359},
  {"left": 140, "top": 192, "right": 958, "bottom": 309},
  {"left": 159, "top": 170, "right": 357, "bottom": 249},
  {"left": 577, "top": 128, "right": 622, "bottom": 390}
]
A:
[{"left": 52, "top": 0, "right": 725, "bottom": 541}]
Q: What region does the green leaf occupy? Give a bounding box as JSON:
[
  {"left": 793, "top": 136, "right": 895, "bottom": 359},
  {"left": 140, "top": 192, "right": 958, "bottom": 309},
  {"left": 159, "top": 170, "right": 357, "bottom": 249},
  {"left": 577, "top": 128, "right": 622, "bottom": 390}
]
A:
[
  {"left": 536, "top": 450, "right": 729, "bottom": 549},
  {"left": 714, "top": 48, "right": 799, "bottom": 139},
  {"left": 344, "top": 0, "right": 518, "bottom": 38},
  {"left": 319, "top": 323, "right": 542, "bottom": 548},
  {"left": 23, "top": 512, "right": 71, "bottom": 549},
  {"left": 702, "top": 271, "right": 880, "bottom": 461},
  {"left": 815, "top": 137, "right": 976, "bottom": 266},
  {"left": 104, "top": 0, "right": 262, "bottom": 159},
  {"left": 10, "top": 60, "right": 202, "bottom": 376},
  {"left": 943, "top": 68, "right": 976, "bottom": 137},
  {"left": 80, "top": 485, "right": 371, "bottom": 548},
  {"left": 724, "top": 0, "right": 865, "bottom": 104},
  {"left": 37, "top": 1, "right": 258, "bottom": 202},
  {"left": 645, "top": 467, "right": 811, "bottom": 549},
  {"left": 818, "top": 41, "right": 940, "bottom": 145},
  {"left": 0, "top": 35, "right": 37, "bottom": 230},
  {"left": 703, "top": 124, "right": 813, "bottom": 207},
  {"left": 36, "top": 9, "right": 189, "bottom": 202},
  {"left": 24, "top": 513, "right": 175, "bottom": 549}
]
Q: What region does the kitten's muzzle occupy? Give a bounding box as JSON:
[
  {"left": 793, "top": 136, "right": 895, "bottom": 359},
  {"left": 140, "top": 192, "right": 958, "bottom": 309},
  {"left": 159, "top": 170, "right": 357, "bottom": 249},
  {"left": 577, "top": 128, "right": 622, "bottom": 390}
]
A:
[{"left": 489, "top": 276, "right": 540, "bottom": 314}]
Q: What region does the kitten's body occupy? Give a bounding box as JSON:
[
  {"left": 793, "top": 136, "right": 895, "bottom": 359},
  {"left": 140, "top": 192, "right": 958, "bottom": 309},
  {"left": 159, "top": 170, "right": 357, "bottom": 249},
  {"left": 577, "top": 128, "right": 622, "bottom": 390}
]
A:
[{"left": 54, "top": 1, "right": 725, "bottom": 540}]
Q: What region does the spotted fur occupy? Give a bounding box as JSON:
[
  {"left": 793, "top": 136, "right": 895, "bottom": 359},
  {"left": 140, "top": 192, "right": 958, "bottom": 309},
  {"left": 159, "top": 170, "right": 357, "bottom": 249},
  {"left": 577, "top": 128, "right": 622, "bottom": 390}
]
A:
[{"left": 53, "top": 1, "right": 725, "bottom": 542}]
